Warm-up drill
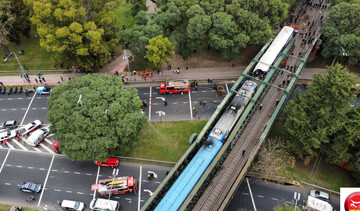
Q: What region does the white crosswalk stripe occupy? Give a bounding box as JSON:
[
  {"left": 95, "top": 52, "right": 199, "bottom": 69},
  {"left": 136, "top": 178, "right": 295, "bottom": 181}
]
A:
[
  {"left": 11, "top": 139, "right": 29, "bottom": 151},
  {"left": 44, "top": 138, "right": 53, "bottom": 145},
  {"left": 39, "top": 143, "right": 55, "bottom": 154},
  {"left": 6, "top": 142, "right": 15, "bottom": 149},
  {"left": 19, "top": 137, "right": 42, "bottom": 152}
]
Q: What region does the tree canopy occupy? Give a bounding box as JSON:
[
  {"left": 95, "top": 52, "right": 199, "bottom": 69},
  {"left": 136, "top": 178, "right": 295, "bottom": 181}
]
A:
[
  {"left": 321, "top": 1, "right": 360, "bottom": 65},
  {"left": 121, "top": 0, "right": 292, "bottom": 61},
  {"left": 145, "top": 35, "right": 175, "bottom": 69},
  {"left": 283, "top": 64, "right": 359, "bottom": 163},
  {"left": 28, "top": 0, "right": 119, "bottom": 71},
  {"left": 47, "top": 74, "right": 147, "bottom": 161}
]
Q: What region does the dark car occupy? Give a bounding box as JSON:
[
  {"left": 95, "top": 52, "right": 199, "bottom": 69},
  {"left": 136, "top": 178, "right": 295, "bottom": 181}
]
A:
[
  {"left": 19, "top": 182, "right": 42, "bottom": 193},
  {"left": 0, "top": 120, "right": 18, "bottom": 129}
]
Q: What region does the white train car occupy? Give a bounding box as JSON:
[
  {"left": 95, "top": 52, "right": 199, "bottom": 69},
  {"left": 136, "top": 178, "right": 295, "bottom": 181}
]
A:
[{"left": 253, "top": 26, "right": 294, "bottom": 76}]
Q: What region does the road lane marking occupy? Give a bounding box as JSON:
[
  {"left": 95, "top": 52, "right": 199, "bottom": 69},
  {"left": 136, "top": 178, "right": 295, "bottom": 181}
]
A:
[
  {"left": 201, "top": 91, "right": 206, "bottom": 92},
  {"left": 28, "top": 167, "right": 34, "bottom": 169},
  {"left": 149, "top": 86, "right": 152, "bottom": 121},
  {"left": 77, "top": 192, "right": 84, "bottom": 194},
  {"left": 6, "top": 142, "right": 15, "bottom": 149},
  {"left": 8, "top": 98, "right": 13, "bottom": 100},
  {"left": 74, "top": 172, "right": 81, "bottom": 174},
  {"left": 5, "top": 183, "right": 11, "bottom": 185},
  {"left": 21, "top": 91, "right": 37, "bottom": 125},
  {"left": 41, "top": 107, "right": 47, "bottom": 109},
  {"left": 32, "top": 108, "right": 37, "bottom": 110},
  {"left": 0, "top": 149, "right": 11, "bottom": 174},
  {"left": 51, "top": 169, "right": 58, "bottom": 172},
  {"left": 271, "top": 198, "right": 278, "bottom": 201},
  {"left": 142, "top": 180, "right": 149, "bottom": 183},
  {"left": 66, "top": 190, "right": 72, "bottom": 193},
  {"left": 154, "top": 181, "right": 160, "bottom": 184},
  {"left": 0, "top": 145, "right": 2, "bottom": 148},
  {"left": 257, "top": 195, "right": 264, "bottom": 198},
  {"left": 39, "top": 168, "right": 46, "bottom": 171},
  {"left": 242, "top": 193, "right": 249, "bottom": 195},
  {"left": 115, "top": 197, "right": 120, "bottom": 199},
  {"left": 11, "top": 139, "right": 29, "bottom": 151},
  {"left": 21, "top": 108, "right": 26, "bottom": 110},
  {"left": 6, "top": 164, "right": 11, "bottom": 166},
  {"left": 64, "top": 171, "right": 70, "bottom": 173},
  {"left": 126, "top": 198, "right": 131, "bottom": 200},
  {"left": 11, "top": 109, "right": 16, "bottom": 110},
  {"left": 54, "top": 189, "right": 61, "bottom": 192},
  {"left": 93, "top": 166, "right": 101, "bottom": 200},
  {"left": 39, "top": 143, "right": 55, "bottom": 154},
  {"left": 189, "top": 88, "right": 193, "bottom": 120},
  {"left": 86, "top": 173, "right": 92, "bottom": 176},
  {"left": 144, "top": 93, "right": 148, "bottom": 95},
  {"left": 138, "top": 165, "right": 142, "bottom": 211},
  {"left": 16, "top": 165, "right": 22, "bottom": 168},
  {"left": 1, "top": 109, "right": 6, "bottom": 111},
  {"left": 17, "top": 98, "right": 23, "bottom": 100},
  {"left": 37, "top": 154, "right": 55, "bottom": 207},
  {"left": 172, "top": 102, "right": 177, "bottom": 104}
]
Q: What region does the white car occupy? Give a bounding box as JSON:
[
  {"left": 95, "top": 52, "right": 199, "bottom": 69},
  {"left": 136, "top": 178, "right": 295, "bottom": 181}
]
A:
[
  {"left": 60, "top": 200, "right": 85, "bottom": 211},
  {"left": 0, "top": 130, "right": 17, "bottom": 144},
  {"left": 36, "top": 86, "right": 53, "bottom": 95},
  {"left": 17, "top": 120, "right": 42, "bottom": 137},
  {"left": 310, "top": 189, "right": 330, "bottom": 201}
]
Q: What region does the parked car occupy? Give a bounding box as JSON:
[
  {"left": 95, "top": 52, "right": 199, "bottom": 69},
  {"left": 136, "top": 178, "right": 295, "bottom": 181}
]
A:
[
  {"left": 36, "top": 86, "right": 52, "bottom": 95},
  {"left": 60, "top": 200, "right": 85, "bottom": 211},
  {"left": 0, "top": 130, "right": 17, "bottom": 144},
  {"left": 26, "top": 128, "right": 50, "bottom": 146},
  {"left": 0, "top": 120, "right": 18, "bottom": 130},
  {"left": 95, "top": 158, "right": 119, "bottom": 168},
  {"left": 310, "top": 189, "right": 330, "bottom": 201},
  {"left": 17, "top": 120, "right": 42, "bottom": 137},
  {"left": 19, "top": 182, "right": 42, "bottom": 193}
]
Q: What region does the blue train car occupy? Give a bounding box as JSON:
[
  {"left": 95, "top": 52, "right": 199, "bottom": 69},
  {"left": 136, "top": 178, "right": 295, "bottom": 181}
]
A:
[{"left": 155, "top": 137, "right": 222, "bottom": 211}]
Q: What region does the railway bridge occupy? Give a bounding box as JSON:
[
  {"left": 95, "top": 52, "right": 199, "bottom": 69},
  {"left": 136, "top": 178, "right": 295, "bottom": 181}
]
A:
[{"left": 142, "top": 2, "right": 329, "bottom": 210}]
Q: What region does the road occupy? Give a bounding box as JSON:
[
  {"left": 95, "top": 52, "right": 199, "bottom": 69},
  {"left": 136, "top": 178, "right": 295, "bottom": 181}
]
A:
[
  {"left": 226, "top": 177, "right": 340, "bottom": 211},
  {"left": 0, "top": 148, "right": 172, "bottom": 210}
]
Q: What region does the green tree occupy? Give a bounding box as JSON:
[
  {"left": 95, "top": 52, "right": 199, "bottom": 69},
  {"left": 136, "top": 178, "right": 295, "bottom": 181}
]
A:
[
  {"left": 209, "top": 12, "right": 249, "bottom": 61},
  {"left": 200, "top": 0, "right": 225, "bottom": 15},
  {"left": 126, "top": 0, "right": 147, "bottom": 16},
  {"left": 135, "top": 10, "right": 148, "bottom": 25},
  {"left": 284, "top": 64, "right": 358, "bottom": 159},
  {"left": 47, "top": 74, "right": 146, "bottom": 161},
  {"left": 153, "top": 2, "right": 182, "bottom": 36},
  {"left": 186, "top": 14, "right": 212, "bottom": 50},
  {"left": 29, "top": 0, "right": 119, "bottom": 71},
  {"left": 321, "top": 2, "right": 360, "bottom": 65},
  {"left": 0, "top": 0, "right": 14, "bottom": 57},
  {"left": 145, "top": 35, "right": 175, "bottom": 69}
]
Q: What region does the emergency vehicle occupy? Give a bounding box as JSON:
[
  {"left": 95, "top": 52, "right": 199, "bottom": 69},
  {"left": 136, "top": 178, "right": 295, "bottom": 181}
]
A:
[
  {"left": 304, "top": 196, "right": 333, "bottom": 211},
  {"left": 91, "top": 176, "right": 137, "bottom": 197},
  {"left": 159, "top": 80, "right": 189, "bottom": 94}
]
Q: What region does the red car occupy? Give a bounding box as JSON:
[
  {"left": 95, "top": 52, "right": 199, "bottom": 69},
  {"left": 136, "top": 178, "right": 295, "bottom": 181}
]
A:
[{"left": 95, "top": 158, "right": 119, "bottom": 168}]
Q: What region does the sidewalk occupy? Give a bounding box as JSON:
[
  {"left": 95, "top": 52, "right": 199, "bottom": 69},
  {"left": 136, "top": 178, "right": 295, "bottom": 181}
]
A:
[{"left": 0, "top": 66, "right": 358, "bottom": 87}]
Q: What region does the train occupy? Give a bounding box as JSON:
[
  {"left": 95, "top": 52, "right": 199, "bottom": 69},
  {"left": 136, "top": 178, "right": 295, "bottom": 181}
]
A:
[
  {"left": 154, "top": 80, "right": 258, "bottom": 211},
  {"left": 253, "top": 26, "right": 294, "bottom": 77}
]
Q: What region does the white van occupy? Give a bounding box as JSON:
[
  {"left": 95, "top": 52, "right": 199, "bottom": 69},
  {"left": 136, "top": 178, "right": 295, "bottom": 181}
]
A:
[
  {"left": 60, "top": 200, "right": 85, "bottom": 211},
  {"left": 90, "top": 198, "right": 120, "bottom": 211},
  {"left": 26, "top": 128, "right": 49, "bottom": 146}
]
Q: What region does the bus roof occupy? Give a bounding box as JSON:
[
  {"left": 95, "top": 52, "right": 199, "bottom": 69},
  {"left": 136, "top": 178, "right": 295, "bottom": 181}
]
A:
[{"left": 166, "top": 80, "right": 189, "bottom": 87}]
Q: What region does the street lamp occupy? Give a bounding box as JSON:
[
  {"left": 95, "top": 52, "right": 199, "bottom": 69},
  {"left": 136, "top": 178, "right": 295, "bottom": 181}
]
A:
[
  {"left": 4, "top": 52, "right": 29, "bottom": 83},
  {"left": 331, "top": 46, "right": 348, "bottom": 66},
  {"left": 123, "top": 49, "right": 131, "bottom": 72}
]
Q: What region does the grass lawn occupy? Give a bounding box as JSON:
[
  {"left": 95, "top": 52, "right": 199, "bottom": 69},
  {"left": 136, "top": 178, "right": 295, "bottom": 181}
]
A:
[
  {"left": 114, "top": 0, "right": 136, "bottom": 38},
  {"left": 125, "top": 121, "right": 208, "bottom": 162},
  {"left": 0, "top": 204, "right": 40, "bottom": 211},
  {"left": 0, "top": 36, "right": 54, "bottom": 71}
]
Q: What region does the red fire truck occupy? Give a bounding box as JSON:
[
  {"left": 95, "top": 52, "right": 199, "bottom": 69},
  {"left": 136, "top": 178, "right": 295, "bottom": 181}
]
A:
[
  {"left": 159, "top": 80, "right": 190, "bottom": 94},
  {"left": 91, "top": 176, "right": 137, "bottom": 197}
]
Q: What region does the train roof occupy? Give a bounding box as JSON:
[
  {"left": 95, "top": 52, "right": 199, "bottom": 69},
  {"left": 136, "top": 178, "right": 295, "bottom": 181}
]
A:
[{"left": 253, "top": 26, "right": 294, "bottom": 74}]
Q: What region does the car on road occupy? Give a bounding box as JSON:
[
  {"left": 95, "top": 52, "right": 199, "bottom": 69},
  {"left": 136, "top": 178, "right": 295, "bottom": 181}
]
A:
[
  {"left": 26, "top": 128, "right": 50, "bottom": 146},
  {"left": 0, "top": 120, "right": 18, "bottom": 130},
  {"left": 60, "top": 200, "right": 85, "bottom": 211},
  {"left": 36, "top": 86, "right": 53, "bottom": 95},
  {"left": 95, "top": 158, "right": 119, "bottom": 168},
  {"left": 0, "top": 130, "right": 17, "bottom": 144},
  {"left": 17, "top": 120, "right": 42, "bottom": 137},
  {"left": 90, "top": 198, "right": 120, "bottom": 211},
  {"left": 310, "top": 189, "right": 330, "bottom": 201},
  {"left": 19, "top": 182, "right": 42, "bottom": 193}
]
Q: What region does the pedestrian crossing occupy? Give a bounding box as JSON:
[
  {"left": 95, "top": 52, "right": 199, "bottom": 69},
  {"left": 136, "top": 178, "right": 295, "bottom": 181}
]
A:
[{"left": 1, "top": 134, "right": 56, "bottom": 154}]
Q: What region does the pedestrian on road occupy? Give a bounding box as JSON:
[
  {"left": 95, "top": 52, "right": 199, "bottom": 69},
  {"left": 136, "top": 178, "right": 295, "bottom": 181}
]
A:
[
  {"left": 39, "top": 79, "right": 42, "bottom": 84},
  {"left": 276, "top": 99, "right": 279, "bottom": 105},
  {"left": 42, "top": 77, "right": 45, "bottom": 82},
  {"left": 115, "top": 71, "right": 119, "bottom": 76},
  {"left": 259, "top": 104, "right": 263, "bottom": 111},
  {"left": 35, "top": 78, "right": 38, "bottom": 83},
  {"left": 164, "top": 99, "right": 167, "bottom": 106},
  {"left": 61, "top": 77, "right": 64, "bottom": 82},
  {"left": 242, "top": 150, "right": 246, "bottom": 156}
]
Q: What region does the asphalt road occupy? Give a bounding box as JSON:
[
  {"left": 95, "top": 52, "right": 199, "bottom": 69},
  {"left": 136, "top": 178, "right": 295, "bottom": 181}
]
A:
[
  {"left": 226, "top": 177, "right": 340, "bottom": 211},
  {"left": 0, "top": 148, "right": 172, "bottom": 210}
]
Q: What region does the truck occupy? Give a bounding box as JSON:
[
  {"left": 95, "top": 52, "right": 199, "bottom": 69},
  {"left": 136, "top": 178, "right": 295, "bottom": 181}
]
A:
[
  {"left": 91, "top": 176, "right": 137, "bottom": 197},
  {"left": 159, "top": 80, "right": 189, "bottom": 94}
]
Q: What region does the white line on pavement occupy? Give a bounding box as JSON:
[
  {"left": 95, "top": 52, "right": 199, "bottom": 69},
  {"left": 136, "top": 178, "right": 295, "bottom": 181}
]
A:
[
  {"left": 28, "top": 167, "right": 34, "bottom": 169},
  {"left": 37, "top": 154, "right": 55, "bottom": 207},
  {"left": 54, "top": 189, "right": 61, "bottom": 192},
  {"left": 74, "top": 172, "right": 80, "bottom": 174},
  {"left": 1, "top": 109, "right": 6, "bottom": 111},
  {"left": 11, "top": 109, "right": 16, "bottom": 110},
  {"left": 144, "top": 93, "right": 148, "bottom": 95},
  {"left": 138, "top": 165, "right": 142, "bottom": 211},
  {"left": 0, "top": 149, "right": 10, "bottom": 174},
  {"left": 39, "top": 143, "right": 55, "bottom": 154},
  {"left": 5, "top": 183, "right": 11, "bottom": 185},
  {"left": 16, "top": 165, "right": 22, "bottom": 168},
  {"left": 149, "top": 86, "right": 152, "bottom": 121},
  {"left": 11, "top": 139, "right": 29, "bottom": 151},
  {"left": 0, "top": 145, "right": 2, "bottom": 148},
  {"left": 93, "top": 166, "right": 101, "bottom": 200},
  {"left": 153, "top": 103, "right": 158, "bottom": 105},
  {"left": 154, "top": 181, "right": 161, "bottom": 184},
  {"left": 201, "top": 91, "right": 206, "bottom": 92},
  {"left": 6, "top": 142, "right": 15, "bottom": 149},
  {"left": 32, "top": 108, "right": 37, "bottom": 110},
  {"left": 39, "top": 168, "right": 45, "bottom": 171},
  {"left": 17, "top": 98, "right": 23, "bottom": 100},
  {"left": 242, "top": 193, "right": 249, "bottom": 195},
  {"left": 257, "top": 195, "right": 264, "bottom": 198},
  {"left": 189, "top": 89, "right": 193, "bottom": 120},
  {"left": 86, "top": 173, "right": 92, "bottom": 176},
  {"left": 51, "top": 169, "right": 58, "bottom": 172},
  {"left": 66, "top": 190, "right": 72, "bottom": 193},
  {"left": 41, "top": 107, "right": 47, "bottom": 109},
  {"left": 21, "top": 108, "right": 26, "bottom": 110},
  {"left": 77, "top": 192, "right": 84, "bottom": 194},
  {"left": 21, "top": 92, "right": 37, "bottom": 125},
  {"left": 44, "top": 138, "right": 53, "bottom": 145},
  {"left": 225, "top": 83, "right": 229, "bottom": 93},
  {"left": 271, "top": 198, "right": 278, "bottom": 201},
  {"left": 8, "top": 98, "right": 13, "bottom": 100},
  {"left": 142, "top": 180, "right": 149, "bottom": 183},
  {"left": 172, "top": 102, "right": 177, "bottom": 104},
  {"left": 64, "top": 171, "right": 69, "bottom": 173},
  {"left": 6, "top": 164, "right": 11, "bottom": 166}
]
